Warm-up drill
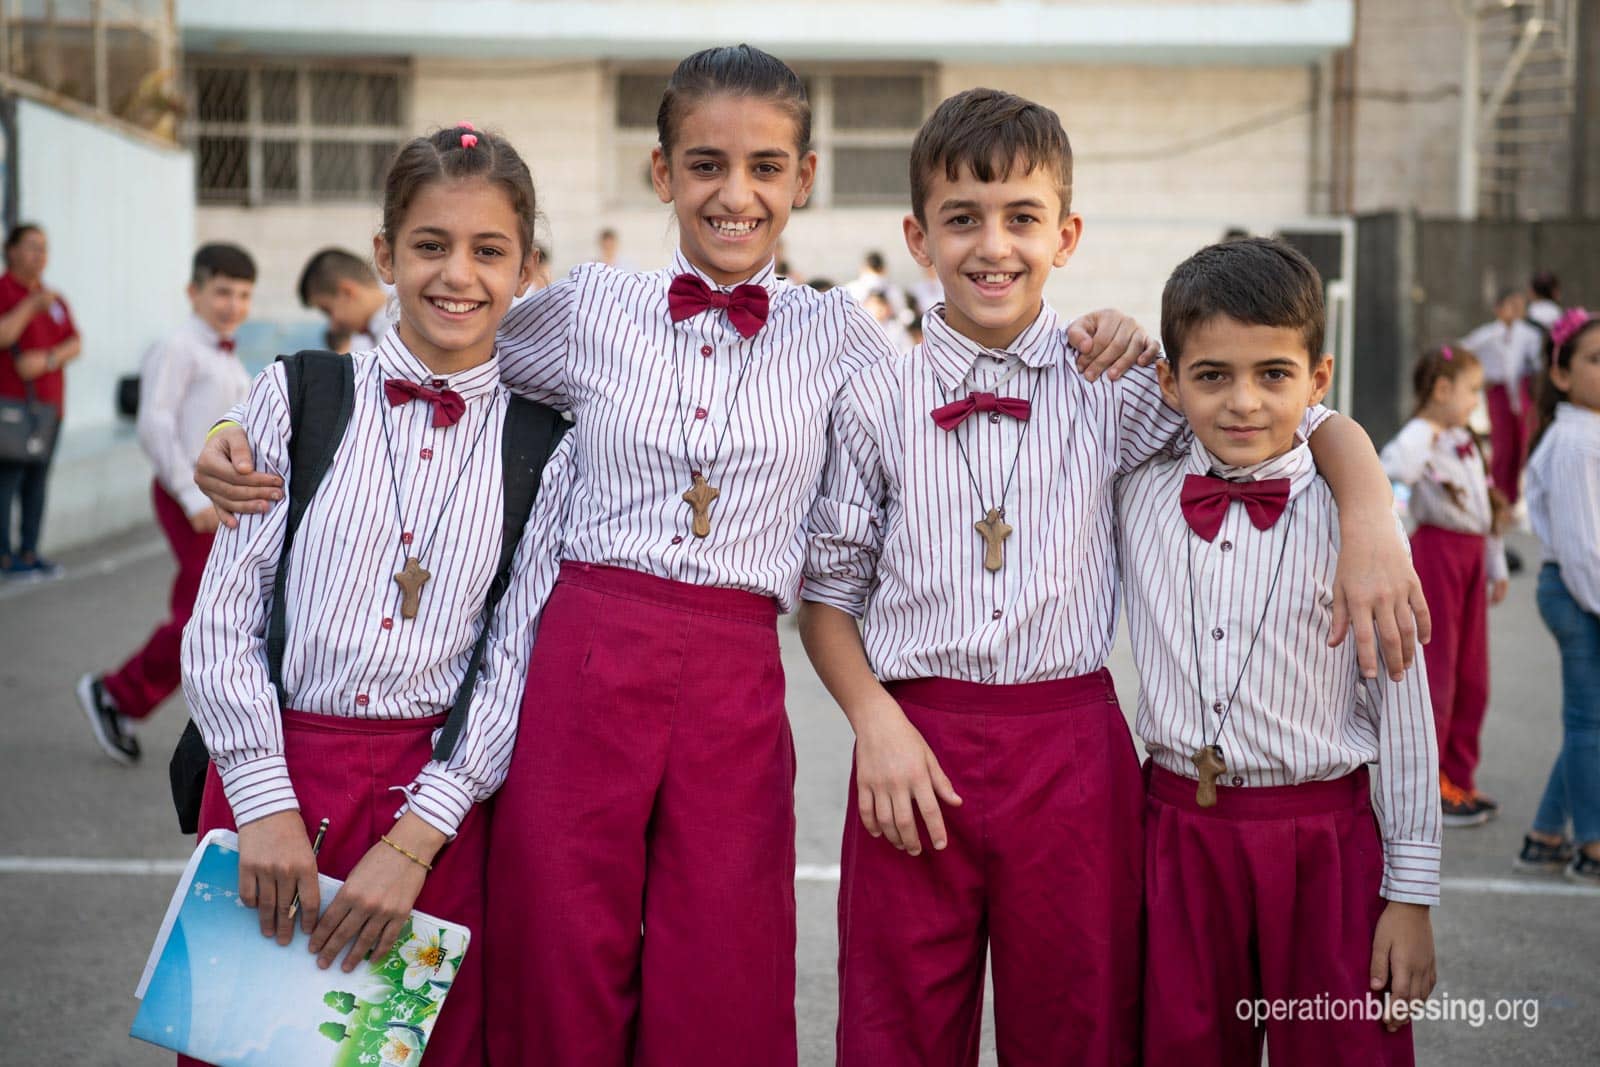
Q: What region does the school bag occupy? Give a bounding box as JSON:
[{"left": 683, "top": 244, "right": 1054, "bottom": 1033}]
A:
[{"left": 168, "top": 350, "right": 569, "bottom": 833}]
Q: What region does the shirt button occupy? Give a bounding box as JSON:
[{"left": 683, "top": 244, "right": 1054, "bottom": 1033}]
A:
[
  {"left": 1212, "top": 701, "right": 1224, "bottom": 713},
  {"left": 671, "top": 535, "right": 684, "bottom": 545},
  {"left": 700, "top": 345, "right": 713, "bottom": 357},
  {"left": 989, "top": 412, "right": 1001, "bottom": 424},
  {"left": 1212, "top": 627, "right": 1225, "bottom": 641},
  {"left": 381, "top": 617, "right": 394, "bottom": 630},
  {"left": 1219, "top": 540, "right": 1233, "bottom": 552},
  {"left": 1231, "top": 776, "right": 1245, "bottom": 787},
  {"left": 991, "top": 608, "right": 1003, "bottom": 620},
  {"left": 695, "top": 407, "right": 708, "bottom": 420},
  {"left": 401, "top": 531, "right": 414, "bottom": 545},
  {"left": 355, "top": 693, "right": 370, "bottom": 707},
  {"left": 420, "top": 447, "right": 433, "bottom": 460}
]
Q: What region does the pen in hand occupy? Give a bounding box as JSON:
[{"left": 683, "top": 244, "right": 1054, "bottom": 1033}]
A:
[{"left": 287, "top": 817, "right": 329, "bottom": 923}]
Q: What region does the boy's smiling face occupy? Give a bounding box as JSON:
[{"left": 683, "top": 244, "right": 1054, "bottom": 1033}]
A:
[
  {"left": 904, "top": 157, "right": 1081, "bottom": 349},
  {"left": 1159, "top": 315, "right": 1332, "bottom": 467}
]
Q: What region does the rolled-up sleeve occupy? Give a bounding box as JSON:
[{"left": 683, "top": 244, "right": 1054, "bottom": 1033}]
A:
[{"left": 803, "top": 382, "right": 888, "bottom": 618}]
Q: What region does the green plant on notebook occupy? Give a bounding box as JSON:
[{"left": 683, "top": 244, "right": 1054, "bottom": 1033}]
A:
[{"left": 315, "top": 918, "right": 467, "bottom": 1067}]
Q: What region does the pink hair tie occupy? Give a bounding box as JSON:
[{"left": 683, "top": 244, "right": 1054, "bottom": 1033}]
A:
[
  {"left": 1440, "top": 345, "right": 1453, "bottom": 361},
  {"left": 1551, "top": 307, "right": 1592, "bottom": 350},
  {"left": 456, "top": 120, "right": 477, "bottom": 131},
  {"left": 459, "top": 133, "right": 479, "bottom": 149}
]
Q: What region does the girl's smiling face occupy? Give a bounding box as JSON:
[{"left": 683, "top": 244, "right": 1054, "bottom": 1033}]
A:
[
  {"left": 374, "top": 175, "right": 533, "bottom": 375},
  {"left": 651, "top": 94, "right": 816, "bottom": 286}
]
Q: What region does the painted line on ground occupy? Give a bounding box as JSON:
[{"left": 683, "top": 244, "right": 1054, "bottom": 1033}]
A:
[
  {"left": 2, "top": 857, "right": 1593, "bottom": 897},
  {"left": 0, "top": 534, "right": 166, "bottom": 602}
]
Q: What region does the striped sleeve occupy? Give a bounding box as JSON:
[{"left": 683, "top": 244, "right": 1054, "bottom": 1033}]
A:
[
  {"left": 802, "top": 375, "right": 888, "bottom": 618},
  {"left": 496, "top": 268, "right": 582, "bottom": 408},
  {"left": 1359, "top": 631, "right": 1443, "bottom": 905},
  {"left": 180, "top": 363, "right": 299, "bottom": 826},
  {"left": 1113, "top": 362, "right": 1187, "bottom": 473}
]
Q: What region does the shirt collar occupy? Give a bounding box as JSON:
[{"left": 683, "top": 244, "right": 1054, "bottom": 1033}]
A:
[
  {"left": 375, "top": 331, "right": 502, "bottom": 402},
  {"left": 1185, "top": 434, "right": 1319, "bottom": 501},
  {"left": 920, "top": 303, "right": 1061, "bottom": 392},
  {"left": 1555, "top": 401, "right": 1600, "bottom": 436}
]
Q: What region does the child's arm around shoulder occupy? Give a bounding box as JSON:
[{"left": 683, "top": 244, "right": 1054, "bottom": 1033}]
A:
[
  {"left": 1306, "top": 412, "right": 1431, "bottom": 682},
  {"left": 495, "top": 265, "right": 588, "bottom": 408}
]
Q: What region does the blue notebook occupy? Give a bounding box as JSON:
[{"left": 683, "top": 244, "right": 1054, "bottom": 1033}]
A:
[{"left": 132, "top": 829, "right": 471, "bottom": 1067}]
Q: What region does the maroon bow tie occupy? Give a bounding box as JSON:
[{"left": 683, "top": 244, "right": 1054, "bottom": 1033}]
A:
[
  {"left": 667, "top": 273, "right": 770, "bottom": 338},
  {"left": 217, "top": 338, "right": 236, "bottom": 354},
  {"left": 1180, "top": 474, "right": 1291, "bottom": 542},
  {"left": 385, "top": 378, "right": 466, "bottom": 428},
  {"left": 1455, "top": 440, "right": 1476, "bottom": 460},
  {"left": 930, "top": 392, "right": 1033, "bottom": 431}
]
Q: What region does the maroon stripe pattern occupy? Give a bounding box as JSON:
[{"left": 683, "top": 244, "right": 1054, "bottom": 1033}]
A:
[
  {"left": 1117, "top": 439, "right": 1443, "bottom": 905},
  {"left": 494, "top": 251, "right": 897, "bottom": 611},
  {"left": 182, "top": 333, "right": 570, "bottom": 836}
]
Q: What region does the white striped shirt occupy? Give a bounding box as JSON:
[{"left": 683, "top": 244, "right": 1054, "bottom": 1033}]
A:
[
  {"left": 181, "top": 333, "right": 569, "bottom": 837},
  {"left": 1526, "top": 402, "right": 1600, "bottom": 615},
  {"left": 1381, "top": 418, "right": 1507, "bottom": 582},
  {"left": 138, "top": 317, "right": 253, "bottom": 515},
  {"left": 494, "top": 250, "right": 896, "bottom": 611},
  {"left": 1117, "top": 439, "right": 1442, "bottom": 905},
  {"left": 802, "top": 304, "right": 1187, "bottom": 682},
  {"left": 1460, "top": 319, "right": 1543, "bottom": 387}
]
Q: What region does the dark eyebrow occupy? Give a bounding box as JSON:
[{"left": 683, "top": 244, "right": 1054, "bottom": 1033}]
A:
[
  {"left": 412, "top": 225, "right": 514, "bottom": 242},
  {"left": 938, "top": 197, "right": 1049, "bottom": 213},
  {"left": 682, "top": 146, "right": 792, "bottom": 161}
]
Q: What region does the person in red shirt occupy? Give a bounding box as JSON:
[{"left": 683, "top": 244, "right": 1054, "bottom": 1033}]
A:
[{"left": 0, "top": 223, "right": 80, "bottom": 575}]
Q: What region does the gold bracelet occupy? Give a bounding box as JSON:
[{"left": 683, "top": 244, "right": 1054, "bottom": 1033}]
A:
[
  {"left": 379, "top": 834, "right": 433, "bottom": 871},
  {"left": 205, "top": 419, "right": 241, "bottom": 442}
]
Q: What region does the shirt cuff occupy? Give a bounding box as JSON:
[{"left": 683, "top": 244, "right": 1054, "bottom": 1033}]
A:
[
  {"left": 1487, "top": 538, "right": 1509, "bottom": 583},
  {"left": 401, "top": 765, "right": 477, "bottom": 839},
  {"left": 218, "top": 754, "right": 299, "bottom": 827},
  {"left": 798, "top": 573, "right": 869, "bottom": 618},
  {"left": 1381, "top": 839, "right": 1442, "bottom": 906}
]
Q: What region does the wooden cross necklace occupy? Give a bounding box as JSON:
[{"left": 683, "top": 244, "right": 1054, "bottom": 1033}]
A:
[
  {"left": 1183, "top": 493, "right": 1296, "bottom": 806},
  {"left": 668, "top": 336, "right": 758, "bottom": 538},
  {"left": 376, "top": 372, "right": 494, "bottom": 619},
  {"left": 936, "top": 361, "right": 1044, "bottom": 572}
]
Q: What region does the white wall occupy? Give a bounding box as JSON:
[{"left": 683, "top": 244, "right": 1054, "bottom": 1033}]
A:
[{"left": 16, "top": 99, "right": 194, "bottom": 551}]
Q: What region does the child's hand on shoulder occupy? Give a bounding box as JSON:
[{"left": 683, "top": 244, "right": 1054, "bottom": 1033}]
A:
[
  {"left": 1370, "top": 900, "right": 1436, "bottom": 1032},
  {"left": 851, "top": 693, "right": 962, "bottom": 857},
  {"left": 1069, "top": 309, "right": 1161, "bottom": 383}
]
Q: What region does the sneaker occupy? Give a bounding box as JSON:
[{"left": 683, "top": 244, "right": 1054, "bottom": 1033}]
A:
[
  {"left": 75, "top": 674, "right": 140, "bottom": 765},
  {"left": 1565, "top": 851, "right": 1600, "bottom": 890},
  {"left": 1506, "top": 547, "right": 1525, "bottom": 575},
  {"left": 23, "top": 555, "right": 61, "bottom": 578},
  {"left": 1514, "top": 834, "right": 1574, "bottom": 872},
  {"left": 1470, "top": 791, "right": 1500, "bottom": 820},
  {"left": 1441, "top": 776, "right": 1490, "bottom": 828}
]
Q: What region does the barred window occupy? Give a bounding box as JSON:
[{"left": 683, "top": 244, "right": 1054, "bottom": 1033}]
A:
[
  {"left": 610, "top": 67, "right": 929, "bottom": 208},
  {"left": 186, "top": 59, "right": 410, "bottom": 205}
]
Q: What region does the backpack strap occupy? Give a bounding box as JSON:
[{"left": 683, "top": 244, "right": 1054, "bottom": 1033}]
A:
[
  {"left": 267, "top": 350, "right": 355, "bottom": 709},
  {"left": 432, "top": 396, "right": 569, "bottom": 760}
]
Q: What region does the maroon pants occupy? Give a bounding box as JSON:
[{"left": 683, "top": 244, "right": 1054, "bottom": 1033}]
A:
[
  {"left": 105, "top": 482, "right": 214, "bottom": 719},
  {"left": 180, "top": 710, "right": 488, "bottom": 1067},
  {"left": 1412, "top": 524, "right": 1491, "bottom": 791},
  {"left": 485, "top": 562, "right": 796, "bottom": 1067},
  {"left": 1143, "top": 764, "right": 1414, "bottom": 1067},
  {"left": 837, "top": 670, "right": 1143, "bottom": 1067},
  {"left": 1485, "top": 379, "right": 1535, "bottom": 506}
]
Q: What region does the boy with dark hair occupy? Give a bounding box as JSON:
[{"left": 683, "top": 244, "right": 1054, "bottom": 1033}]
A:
[
  {"left": 77, "top": 243, "right": 258, "bottom": 763},
  {"left": 1120, "top": 236, "right": 1440, "bottom": 1065},
  {"left": 802, "top": 90, "right": 1426, "bottom": 1065},
  {"left": 296, "top": 246, "right": 390, "bottom": 350}
]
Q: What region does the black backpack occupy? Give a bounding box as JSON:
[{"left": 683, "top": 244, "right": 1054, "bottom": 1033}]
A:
[{"left": 169, "top": 350, "right": 569, "bottom": 833}]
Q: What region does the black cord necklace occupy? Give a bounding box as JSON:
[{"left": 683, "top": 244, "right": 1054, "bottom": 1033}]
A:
[
  {"left": 375, "top": 369, "right": 495, "bottom": 619},
  {"left": 934, "top": 359, "right": 1045, "bottom": 573},
  {"left": 667, "top": 328, "right": 759, "bottom": 538},
  {"left": 1183, "top": 490, "right": 1297, "bottom": 805}
]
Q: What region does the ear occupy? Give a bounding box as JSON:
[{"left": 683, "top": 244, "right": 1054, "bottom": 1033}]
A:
[
  {"left": 793, "top": 149, "right": 819, "bottom": 209},
  {"left": 1308, "top": 353, "right": 1334, "bottom": 406},
  {"left": 372, "top": 232, "right": 396, "bottom": 286},
  {"left": 903, "top": 214, "right": 934, "bottom": 270},
  {"left": 1549, "top": 362, "right": 1572, "bottom": 394},
  {"left": 1157, "top": 357, "right": 1183, "bottom": 411},
  {"left": 650, "top": 146, "right": 674, "bottom": 205},
  {"left": 185, "top": 282, "right": 199, "bottom": 303},
  {"left": 1053, "top": 212, "right": 1084, "bottom": 269}
]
